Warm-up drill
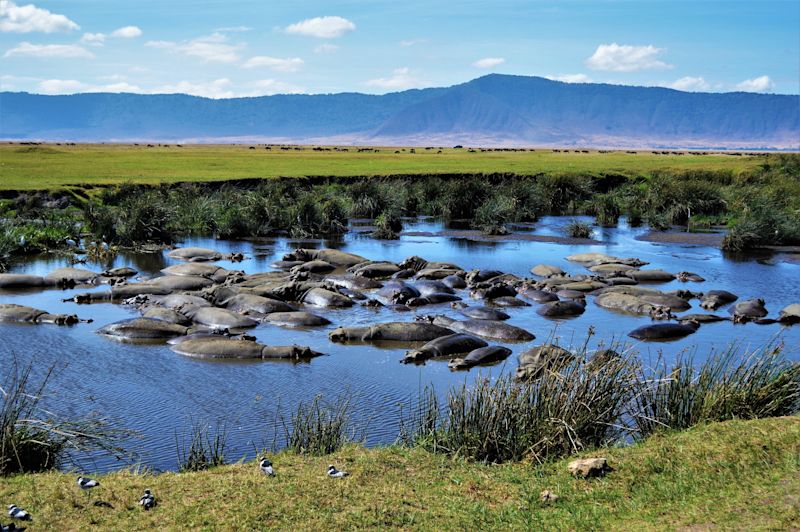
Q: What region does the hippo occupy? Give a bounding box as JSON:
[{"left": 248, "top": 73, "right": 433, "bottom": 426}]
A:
[
  {"left": 605, "top": 276, "right": 639, "bottom": 286},
  {"left": 151, "top": 294, "right": 212, "bottom": 310},
  {"left": 414, "top": 268, "right": 464, "bottom": 280},
  {"left": 150, "top": 275, "right": 214, "bottom": 291},
  {"left": 430, "top": 316, "right": 534, "bottom": 342},
  {"left": 282, "top": 248, "right": 367, "bottom": 268},
  {"left": 559, "top": 281, "right": 607, "bottom": 292},
  {"left": 111, "top": 284, "right": 173, "bottom": 299},
  {"left": 326, "top": 275, "right": 383, "bottom": 291},
  {"left": 414, "top": 280, "right": 455, "bottom": 296},
  {"left": 458, "top": 306, "right": 510, "bottom": 321},
  {"left": 45, "top": 267, "right": 99, "bottom": 284},
  {"left": 170, "top": 337, "right": 323, "bottom": 360},
  {"left": 779, "top": 304, "right": 800, "bottom": 325},
  {"left": 349, "top": 262, "right": 401, "bottom": 279},
  {"left": 677, "top": 313, "right": 729, "bottom": 324},
  {"left": 264, "top": 311, "right": 331, "bottom": 327},
  {"left": 167, "top": 247, "right": 224, "bottom": 262},
  {"left": 185, "top": 307, "right": 258, "bottom": 329},
  {"left": 406, "top": 293, "right": 462, "bottom": 307},
  {"left": 518, "top": 287, "right": 559, "bottom": 303},
  {"left": 626, "top": 270, "right": 676, "bottom": 283},
  {"left": 0, "top": 273, "right": 67, "bottom": 290},
  {"left": 442, "top": 274, "right": 467, "bottom": 289},
  {"left": 530, "top": 264, "right": 565, "bottom": 277},
  {"left": 290, "top": 260, "right": 336, "bottom": 274},
  {"left": 628, "top": 321, "right": 700, "bottom": 341},
  {"left": 471, "top": 284, "right": 517, "bottom": 300},
  {"left": 223, "top": 294, "right": 295, "bottom": 314},
  {"left": 585, "top": 349, "right": 621, "bottom": 372},
  {"left": 301, "top": 287, "right": 354, "bottom": 308},
  {"left": 565, "top": 253, "right": 621, "bottom": 264},
  {"left": 555, "top": 289, "right": 586, "bottom": 301},
  {"left": 0, "top": 304, "right": 80, "bottom": 325},
  {"left": 448, "top": 346, "right": 512, "bottom": 370},
  {"left": 377, "top": 281, "right": 420, "bottom": 305},
  {"left": 401, "top": 333, "right": 488, "bottom": 364},
  {"left": 465, "top": 269, "right": 504, "bottom": 285},
  {"left": 160, "top": 263, "right": 235, "bottom": 283},
  {"left": 270, "top": 260, "right": 305, "bottom": 270},
  {"left": 267, "top": 282, "right": 354, "bottom": 308},
  {"left": 102, "top": 267, "right": 137, "bottom": 278},
  {"left": 516, "top": 345, "right": 574, "bottom": 380},
  {"left": 97, "top": 317, "right": 190, "bottom": 340},
  {"left": 489, "top": 296, "right": 530, "bottom": 307},
  {"left": 398, "top": 256, "right": 463, "bottom": 272},
  {"left": 676, "top": 271, "right": 705, "bottom": 282},
  {"left": 700, "top": 290, "right": 738, "bottom": 310},
  {"left": 536, "top": 300, "right": 586, "bottom": 317},
  {"left": 141, "top": 306, "right": 193, "bottom": 325},
  {"left": 587, "top": 263, "right": 637, "bottom": 273},
  {"left": 728, "top": 299, "right": 768, "bottom": 322},
  {"left": 329, "top": 322, "right": 453, "bottom": 344}
]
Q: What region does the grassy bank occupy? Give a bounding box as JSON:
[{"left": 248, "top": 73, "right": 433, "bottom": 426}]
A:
[
  {"left": 0, "top": 143, "right": 766, "bottom": 191},
  {"left": 1, "top": 417, "right": 798, "bottom": 530}
]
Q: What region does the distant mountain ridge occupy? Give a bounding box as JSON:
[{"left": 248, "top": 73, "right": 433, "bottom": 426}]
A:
[{"left": 1, "top": 74, "right": 798, "bottom": 148}]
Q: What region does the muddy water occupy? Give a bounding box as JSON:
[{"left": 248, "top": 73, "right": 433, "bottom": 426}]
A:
[{"left": 1, "top": 217, "right": 798, "bottom": 472}]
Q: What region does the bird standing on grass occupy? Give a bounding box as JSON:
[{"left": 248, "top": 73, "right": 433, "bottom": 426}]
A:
[
  {"left": 260, "top": 459, "right": 275, "bottom": 476},
  {"left": 2, "top": 522, "right": 25, "bottom": 531},
  {"left": 327, "top": 465, "right": 348, "bottom": 478},
  {"left": 6, "top": 505, "right": 30, "bottom": 521},
  {"left": 77, "top": 476, "right": 100, "bottom": 490},
  {"left": 139, "top": 489, "right": 156, "bottom": 511}
]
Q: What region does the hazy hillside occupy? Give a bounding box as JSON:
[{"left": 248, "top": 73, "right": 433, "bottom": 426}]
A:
[{"left": 1, "top": 75, "right": 797, "bottom": 148}]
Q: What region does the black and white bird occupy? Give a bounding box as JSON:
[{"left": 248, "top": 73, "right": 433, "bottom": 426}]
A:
[
  {"left": 327, "top": 465, "right": 348, "bottom": 478},
  {"left": 6, "top": 505, "right": 30, "bottom": 521},
  {"left": 2, "top": 522, "right": 23, "bottom": 531},
  {"left": 77, "top": 476, "right": 100, "bottom": 490},
  {"left": 259, "top": 459, "right": 275, "bottom": 477},
  {"left": 139, "top": 489, "right": 156, "bottom": 511}
]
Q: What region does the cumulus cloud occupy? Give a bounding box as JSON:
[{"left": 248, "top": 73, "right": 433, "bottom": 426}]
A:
[
  {"left": 36, "top": 78, "right": 142, "bottom": 94},
  {"left": 0, "top": 0, "right": 79, "bottom": 33},
  {"left": 81, "top": 32, "right": 105, "bottom": 45},
  {"left": 365, "top": 67, "right": 421, "bottom": 90},
  {"left": 242, "top": 55, "right": 304, "bottom": 72},
  {"left": 736, "top": 75, "right": 774, "bottom": 93},
  {"left": 214, "top": 26, "right": 252, "bottom": 33},
  {"left": 152, "top": 78, "right": 238, "bottom": 98},
  {"left": 669, "top": 76, "right": 710, "bottom": 92},
  {"left": 586, "top": 43, "right": 672, "bottom": 72},
  {"left": 472, "top": 57, "right": 505, "bottom": 69},
  {"left": 145, "top": 33, "right": 243, "bottom": 63},
  {"left": 111, "top": 25, "right": 141, "bottom": 38},
  {"left": 4, "top": 41, "right": 94, "bottom": 58},
  {"left": 284, "top": 16, "right": 355, "bottom": 38},
  {"left": 545, "top": 73, "right": 591, "bottom": 83},
  {"left": 314, "top": 43, "right": 338, "bottom": 53},
  {"left": 243, "top": 79, "right": 306, "bottom": 96}
]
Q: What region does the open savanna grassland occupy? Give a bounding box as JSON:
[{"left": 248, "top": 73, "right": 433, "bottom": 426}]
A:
[
  {"left": 2, "top": 417, "right": 798, "bottom": 531},
  {"left": 0, "top": 142, "right": 766, "bottom": 191}
]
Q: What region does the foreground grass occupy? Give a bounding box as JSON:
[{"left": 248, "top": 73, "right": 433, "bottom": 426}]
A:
[
  {"left": 2, "top": 417, "right": 798, "bottom": 530},
  {"left": 0, "top": 143, "right": 764, "bottom": 191}
]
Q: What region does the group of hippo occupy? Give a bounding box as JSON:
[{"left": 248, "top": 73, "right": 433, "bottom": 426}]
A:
[{"left": 1, "top": 246, "right": 798, "bottom": 376}]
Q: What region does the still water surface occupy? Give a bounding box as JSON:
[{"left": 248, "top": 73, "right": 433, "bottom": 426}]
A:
[{"left": 1, "top": 217, "right": 798, "bottom": 472}]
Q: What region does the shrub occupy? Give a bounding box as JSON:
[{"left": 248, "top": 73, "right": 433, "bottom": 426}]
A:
[
  {"left": 474, "top": 194, "right": 516, "bottom": 233},
  {"left": 285, "top": 395, "right": 352, "bottom": 455},
  {"left": 372, "top": 211, "right": 403, "bottom": 240},
  {"left": 591, "top": 193, "right": 622, "bottom": 227},
  {"left": 565, "top": 219, "right": 593, "bottom": 239},
  {"left": 176, "top": 420, "right": 227, "bottom": 472}
]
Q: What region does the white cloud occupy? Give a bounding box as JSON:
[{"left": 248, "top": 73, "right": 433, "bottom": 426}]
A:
[
  {"left": 4, "top": 41, "right": 94, "bottom": 58},
  {"left": 111, "top": 25, "right": 141, "bottom": 38},
  {"left": 81, "top": 32, "right": 105, "bottom": 45},
  {"left": 36, "top": 79, "right": 141, "bottom": 94},
  {"left": 242, "top": 55, "right": 304, "bottom": 72},
  {"left": 472, "top": 57, "right": 505, "bottom": 69},
  {"left": 736, "top": 75, "right": 774, "bottom": 93},
  {"left": 214, "top": 26, "right": 252, "bottom": 33},
  {"left": 0, "top": 0, "right": 79, "bottom": 33},
  {"left": 243, "top": 79, "right": 306, "bottom": 96},
  {"left": 314, "top": 43, "right": 338, "bottom": 53},
  {"left": 153, "top": 78, "right": 236, "bottom": 98},
  {"left": 145, "top": 33, "right": 243, "bottom": 63},
  {"left": 669, "top": 76, "right": 710, "bottom": 92},
  {"left": 586, "top": 43, "right": 672, "bottom": 72},
  {"left": 546, "top": 73, "right": 591, "bottom": 83},
  {"left": 284, "top": 16, "right": 355, "bottom": 38},
  {"left": 399, "top": 38, "right": 426, "bottom": 47},
  {"left": 365, "top": 67, "right": 421, "bottom": 90}
]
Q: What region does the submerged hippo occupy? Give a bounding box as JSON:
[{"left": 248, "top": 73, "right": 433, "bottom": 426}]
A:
[
  {"left": 161, "top": 263, "right": 235, "bottom": 282},
  {"left": 676, "top": 271, "right": 705, "bottom": 282},
  {"left": 728, "top": 299, "right": 768, "bottom": 322},
  {"left": 222, "top": 294, "right": 295, "bottom": 314},
  {"left": 326, "top": 275, "right": 383, "bottom": 291},
  {"left": 625, "top": 269, "right": 676, "bottom": 283},
  {"left": 301, "top": 287, "right": 354, "bottom": 308},
  {"left": 102, "top": 267, "right": 138, "bottom": 278},
  {"left": 149, "top": 275, "right": 214, "bottom": 291},
  {"left": 448, "top": 346, "right": 512, "bottom": 370},
  {"left": 458, "top": 305, "right": 510, "bottom": 321},
  {"left": 431, "top": 316, "right": 535, "bottom": 342},
  {"left": 141, "top": 306, "right": 193, "bottom": 325},
  {"left": 779, "top": 304, "right": 800, "bottom": 325},
  {"left": 0, "top": 304, "right": 80, "bottom": 325},
  {"left": 414, "top": 280, "right": 455, "bottom": 296},
  {"left": 536, "top": 300, "right": 586, "bottom": 317},
  {"left": 490, "top": 296, "right": 530, "bottom": 307},
  {"left": 329, "top": 322, "right": 453, "bottom": 344},
  {"left": 0, "top": 273, "right": 68, "bottom": 290},
  {"left": 170, "top": 337, "right": 323, "bottom": 360},
  {"left": 628, "top": 321, "right": 700, "bottom": 341},
  {"left": 349, "top": 262, "right": 401, "bottom": 279},
  {"left": 399, "top": 255, "right": 463, "bottom": 272},
  {"left": 97, "top": 317, "right": 190, "bottom": 341},
  {"left": 677, "top": 313, "right": 729, "bottom": 324},
  {"left": 585, "top": 349, "right": 621, "bottom": 372},
  {"left": 406, "top": 293, "right": 461, "bottom": 307},
  {"left": 377, "top": 281, "right": 421, "bottom": 305},
  {"left": 45, "top": 267, "right": 99, "bottom": 284},
  {"left": 530, "top": 264, "right": 565, "bottom": 277},
  {"left": 282, "top": 248, "right": 367, "bottom": 268},
  {"left": 700, "top": 290, "right": 738, "bottom": 310},
  {"left": 442, "top": 274, "right": 467, "bottom": 289},
  {"left": 518, "top": 287, "right": 559, "bottom": 303},
  {"left": 185, "top": 307, "right": 258, "bottom": 329},
  {"left": 263, "top": 311, "right": 331, "bottom": 327},
  {"left": 167, "top": 247, "right": 224, "bottom": 262},
  {"left": 290, "top": 260, "right": 336, "bottom": 274},
  {"left": 516, "top": 345, "right": 574, "bottom": 380},
  {"left": 401, "top": 333, "right": 488, "bottom": 364}
]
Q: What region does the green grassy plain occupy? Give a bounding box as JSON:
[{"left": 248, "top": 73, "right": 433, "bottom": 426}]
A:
[
  {"left": 2, "top": 417, "right": 798, "bottom": 530},
  {"left": 0, "top": 143, "right": 766, "bottom": 191}
]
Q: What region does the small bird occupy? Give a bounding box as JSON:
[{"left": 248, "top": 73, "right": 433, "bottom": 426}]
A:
[
  {"left": 327, "top": 465, "right": 348, "bottom": 478},
  {"left": 6, "top": 505, "right": 30, "bottom": 521},
  {"left": 259, "top": 459, "right": 275, "bottom": 477},
  {"left": 77, "top": 476, "right": 100, "bottom": 490},
  {"left": 2, "top": 522, "right": 24, "bottom": 531},
  {"left": 139, "top": 489, "right": 156, "bottom": 511}
]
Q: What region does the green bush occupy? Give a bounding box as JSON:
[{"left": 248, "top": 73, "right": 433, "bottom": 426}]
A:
[{"left": 565, "top": 219, "right": 593, "bottom": 239}]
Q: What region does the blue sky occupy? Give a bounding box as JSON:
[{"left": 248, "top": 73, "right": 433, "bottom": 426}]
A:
[{"left": 1, "top": 0, "right": 798, "bottom": 97}]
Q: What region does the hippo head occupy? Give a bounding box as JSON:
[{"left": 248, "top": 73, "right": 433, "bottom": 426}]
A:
[
  {"left": 413, "top": 315, "right": 435, "bottom": 323},
  {"left": 401, "top": 350, "right": 424, "bottom": 364},
  {"left": 398, "top": 255, "right": 426, "bottom": 271},
  {"left": 55, "top": 314, "right": 80, "bottom": 325},
  {"left": 282, "top": 249, "right": 310, "bottom": 262},
  {"left": 328, "top": 327, "right": 348, "bottom": 341},
  {"left": 56, "top": 278, "right": 77, "bottom": 290}
]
